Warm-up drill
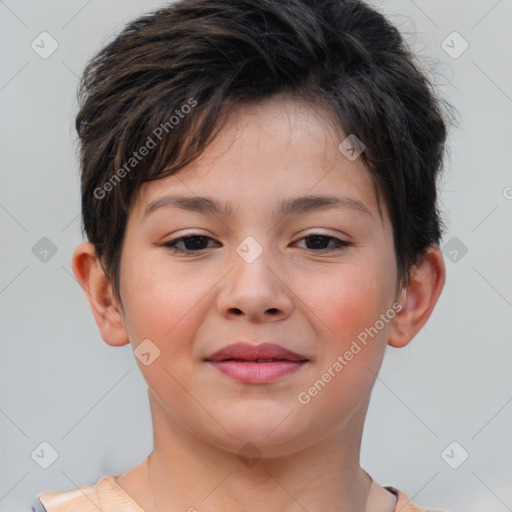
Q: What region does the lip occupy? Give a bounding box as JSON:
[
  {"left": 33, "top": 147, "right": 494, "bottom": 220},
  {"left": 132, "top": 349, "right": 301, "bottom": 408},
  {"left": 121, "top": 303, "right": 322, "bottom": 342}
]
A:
[
  {"left": 206, "top": 342, "right": 308, "bottom": 362},
  {"left": 205, "top": 342, "right": 309, "bottom": 384}
]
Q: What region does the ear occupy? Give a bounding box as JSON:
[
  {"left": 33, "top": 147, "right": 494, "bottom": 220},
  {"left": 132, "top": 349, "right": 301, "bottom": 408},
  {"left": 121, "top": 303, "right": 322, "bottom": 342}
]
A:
[
  {"left": 71, "top": 242, "right": 130, "bottom": 347},
  {"left": 387, "top": 245, "right": 446, "bottom": 348}
]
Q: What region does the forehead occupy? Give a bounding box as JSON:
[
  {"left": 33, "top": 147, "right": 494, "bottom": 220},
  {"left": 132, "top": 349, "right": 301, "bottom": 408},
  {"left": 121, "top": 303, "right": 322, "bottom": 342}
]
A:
[{"left": 130, "top": 96, "right": 384, "bottom": 225}]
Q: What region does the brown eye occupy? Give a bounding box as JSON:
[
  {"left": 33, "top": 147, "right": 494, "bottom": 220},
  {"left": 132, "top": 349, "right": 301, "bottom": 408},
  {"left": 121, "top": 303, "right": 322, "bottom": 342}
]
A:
[
  {"left": 163, "top": 235, "right": 218, "bottom": 253},
  {"left": 295, "top": 235, "right": 351, "bottom": 252}
]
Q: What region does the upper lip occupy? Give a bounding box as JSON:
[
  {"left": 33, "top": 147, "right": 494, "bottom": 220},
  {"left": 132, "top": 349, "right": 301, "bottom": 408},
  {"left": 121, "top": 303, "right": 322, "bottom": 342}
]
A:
[{"left": 205, "top": 342, "right": 309, "bottom": 362}]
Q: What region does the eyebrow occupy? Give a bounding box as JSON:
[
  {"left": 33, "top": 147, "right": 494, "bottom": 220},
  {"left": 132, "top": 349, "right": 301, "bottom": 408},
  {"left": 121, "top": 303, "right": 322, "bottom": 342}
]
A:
[{"left": 141, "top": 194, "right": 373, "bottom": 221}]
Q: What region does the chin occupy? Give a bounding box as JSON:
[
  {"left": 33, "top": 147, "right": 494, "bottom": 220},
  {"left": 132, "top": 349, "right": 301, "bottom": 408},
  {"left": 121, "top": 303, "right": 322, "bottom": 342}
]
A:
[{"left": 212, "top": 408, "right": 306, "bottom": 449}]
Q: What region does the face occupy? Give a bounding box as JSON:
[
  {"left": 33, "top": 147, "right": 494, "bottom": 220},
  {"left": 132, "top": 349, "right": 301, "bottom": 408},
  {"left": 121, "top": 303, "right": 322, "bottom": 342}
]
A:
[{"left": 116, "top": 96, "right": 399, "bottom": 456}]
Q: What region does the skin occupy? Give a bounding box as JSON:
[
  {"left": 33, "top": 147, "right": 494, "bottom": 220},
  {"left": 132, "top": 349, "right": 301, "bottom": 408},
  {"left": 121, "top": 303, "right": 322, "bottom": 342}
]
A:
[{"left": 72, "top": 95, "right": 445, "bottom": 512}]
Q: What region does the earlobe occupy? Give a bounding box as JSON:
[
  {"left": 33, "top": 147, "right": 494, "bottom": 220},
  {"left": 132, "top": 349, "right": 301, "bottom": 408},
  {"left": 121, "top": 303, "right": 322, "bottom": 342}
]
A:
[
  {"left": 71, "top": 242, "right": 130, "bottom": 347},
  {"left": 387, "top": 245, "right": 446, "bottom": 349}
]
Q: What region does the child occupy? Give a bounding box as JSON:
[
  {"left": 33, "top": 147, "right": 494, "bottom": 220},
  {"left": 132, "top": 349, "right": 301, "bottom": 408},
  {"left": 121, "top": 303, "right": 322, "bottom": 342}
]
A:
[{"left": 36, "top": 0, "right": 452, "bottom": 510}]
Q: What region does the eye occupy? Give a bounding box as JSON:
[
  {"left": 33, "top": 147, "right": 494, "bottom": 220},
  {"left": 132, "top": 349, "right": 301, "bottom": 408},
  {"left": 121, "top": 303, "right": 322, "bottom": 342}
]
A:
[
  {"left": 163, "top": 234, "right": 219, "bottom": 254},
  {"left": 294, "top": 234, "right": 351, "bottom": 253},
  {"left": 163, "top": 233, "right": 351, "bottom": 254}
]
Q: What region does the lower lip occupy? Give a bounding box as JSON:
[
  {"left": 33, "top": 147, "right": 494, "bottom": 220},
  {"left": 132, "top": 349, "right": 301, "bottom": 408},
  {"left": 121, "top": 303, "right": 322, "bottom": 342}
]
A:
[{"left": 208, "top": 360, "right": 307, "bottom": 383}]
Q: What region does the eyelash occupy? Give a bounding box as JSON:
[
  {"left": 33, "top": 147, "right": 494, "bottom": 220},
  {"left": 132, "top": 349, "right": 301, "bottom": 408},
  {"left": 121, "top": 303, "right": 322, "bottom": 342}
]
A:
[{"left": 163, "top": 234, "right": 351, "bottom": 254}]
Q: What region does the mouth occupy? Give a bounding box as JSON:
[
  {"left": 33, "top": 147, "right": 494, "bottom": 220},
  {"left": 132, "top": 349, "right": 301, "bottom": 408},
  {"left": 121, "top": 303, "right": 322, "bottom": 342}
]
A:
[{"left": 205, "top": 342, "right": 309, "bottom": 384}]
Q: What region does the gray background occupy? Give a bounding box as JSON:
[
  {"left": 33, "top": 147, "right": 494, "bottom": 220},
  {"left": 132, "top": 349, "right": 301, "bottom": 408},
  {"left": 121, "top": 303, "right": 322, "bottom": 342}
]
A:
[{"left": 1, "top": 1, "right": 511, "bottom": 511}]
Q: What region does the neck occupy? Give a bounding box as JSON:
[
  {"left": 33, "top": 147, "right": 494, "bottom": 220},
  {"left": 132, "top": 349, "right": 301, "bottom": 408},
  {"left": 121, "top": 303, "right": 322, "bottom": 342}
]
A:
[{"left": 145, "top": 390, "right": 373, "bottom": 512}]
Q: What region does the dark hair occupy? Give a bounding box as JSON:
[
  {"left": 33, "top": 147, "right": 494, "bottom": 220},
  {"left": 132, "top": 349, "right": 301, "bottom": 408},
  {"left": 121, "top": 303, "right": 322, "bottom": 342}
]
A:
[{"left": 76, "top": 0, "right": 453, "bottom": 307}]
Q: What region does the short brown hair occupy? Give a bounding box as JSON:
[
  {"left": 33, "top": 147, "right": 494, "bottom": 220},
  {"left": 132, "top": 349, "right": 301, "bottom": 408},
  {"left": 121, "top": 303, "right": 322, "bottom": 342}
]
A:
[{"left": 76, "top": 0, "right": 453, "bottom": 307}]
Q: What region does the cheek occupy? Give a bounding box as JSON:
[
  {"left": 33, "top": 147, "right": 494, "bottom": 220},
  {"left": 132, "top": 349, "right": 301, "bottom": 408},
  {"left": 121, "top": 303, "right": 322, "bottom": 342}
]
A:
[
  {"left": 120, "top": 267, "right": 202, "bottom": 397},
  {"left": 308, "top": 263, "right": 391, "bottom": 343},
  {"left": 295, "top": 267, "right": 393, "bottom": 428},
  {"left": 121, "top": 256, "right": 212, "bottom": 356}
]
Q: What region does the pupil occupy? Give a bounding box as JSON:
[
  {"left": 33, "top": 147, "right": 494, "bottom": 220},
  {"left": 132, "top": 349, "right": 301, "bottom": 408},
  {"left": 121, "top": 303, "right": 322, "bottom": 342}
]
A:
[
  {"left": 307, "top": 235, "right": 328, "bottom": 249},
  {"left": 185, "top": 236, "right": 207, "bottom": 250}
]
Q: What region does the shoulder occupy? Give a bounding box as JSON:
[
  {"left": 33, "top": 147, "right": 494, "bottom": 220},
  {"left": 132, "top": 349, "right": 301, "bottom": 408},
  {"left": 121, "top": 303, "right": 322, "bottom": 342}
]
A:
[
  {"left": 386, "top": 486, "right": 449, "bottom": 512},
  {"left": 37, "top": 475, "right": 144, "bottom": 512},
  {"left": 37, "top": 477, "right": 102, "bottom": 512}
]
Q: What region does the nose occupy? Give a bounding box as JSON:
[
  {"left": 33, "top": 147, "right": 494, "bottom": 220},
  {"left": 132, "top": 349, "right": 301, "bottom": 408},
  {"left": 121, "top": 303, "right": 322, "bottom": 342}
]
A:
[{"left": 215, "top": 244, "right": 293, "bottom": 323}]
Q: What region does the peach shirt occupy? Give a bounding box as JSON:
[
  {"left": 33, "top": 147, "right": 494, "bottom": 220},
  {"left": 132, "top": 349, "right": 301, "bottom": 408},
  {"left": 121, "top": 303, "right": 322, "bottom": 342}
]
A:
[{"left": 37, "top": 474, "right": 445, "bottom": 512}]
